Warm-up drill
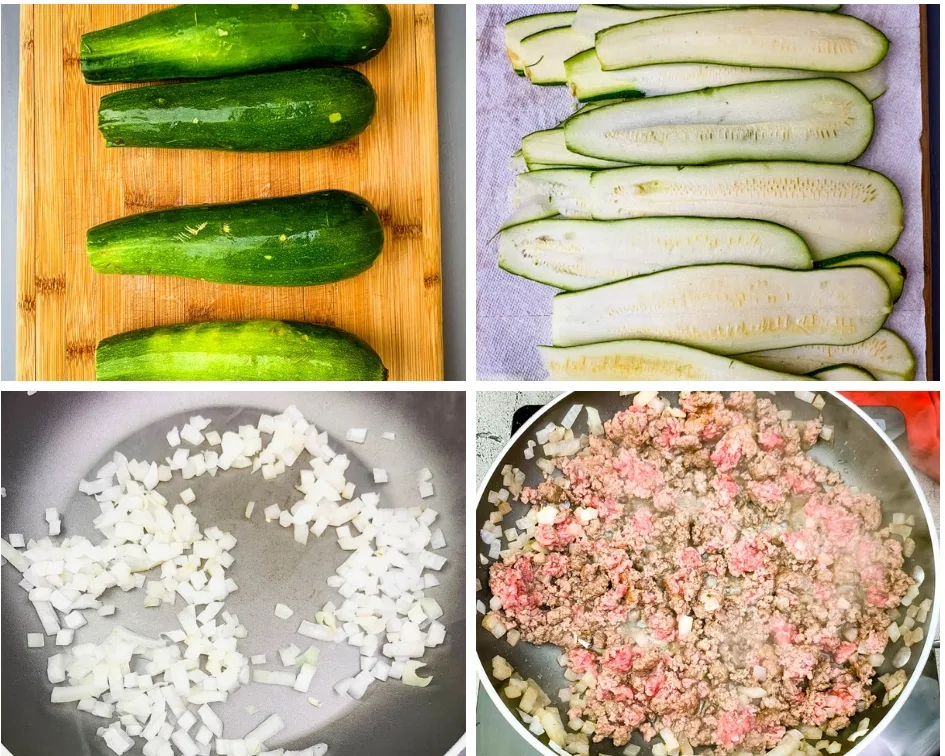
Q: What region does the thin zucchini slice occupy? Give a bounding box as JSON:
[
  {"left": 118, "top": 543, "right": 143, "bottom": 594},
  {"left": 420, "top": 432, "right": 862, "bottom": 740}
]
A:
[
  {"left": 551, "top": 264, "right": 892, "bottom": 353},
  {"left": 817, "top": 253, "right": 905, "bottom": 301},
  {"left": 563, "top": 79, "right": 874, "bottom": 165},
  {"left": 498, "top": 201, "right": 560, "bottom": 232},
  {"left": 571, "top": 5, "right": 697, "bottom": 45},
  {"left": 539, "top": 340, "right": 813, "bottom": 380},
  {"left": 736, "top": 329, "right": 916, "bottom": 381},
  {"left": 522, "top": 129, "right": 630, "bottom": 170},
  {"left": 506, "top": 12, "right": 575, "bottom": 74},
  {"left": 809, "top": 365, "right": 877, "bottom": 381},
  {"left": 499, "top": 217, "right": 812, "bottom": 290},
  {"left": 597, "top": 9, "right": 888, "bottom": 73},
  {"left": 616, "top": 4, "right": 842, "bottom": 9},
  {"left": 509, "top": 169, "right": 595, "bottom": 220},
  {"left": 520, "top": 27, "right": 588, "bottom": 85},
  {"left": 565, "top": 50, "right": 888, "bottom": 102},
  {"left": 586, "top": 163, "right": 903, "bottom": 261}
]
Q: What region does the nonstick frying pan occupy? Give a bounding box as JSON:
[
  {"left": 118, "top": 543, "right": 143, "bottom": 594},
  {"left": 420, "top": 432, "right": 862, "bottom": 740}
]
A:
[
  {"left": 475, "top": 391, "right": 938, "bottom": 756},
  {"left": 1, "top": 391, "right": 466, "bottom": 756}
]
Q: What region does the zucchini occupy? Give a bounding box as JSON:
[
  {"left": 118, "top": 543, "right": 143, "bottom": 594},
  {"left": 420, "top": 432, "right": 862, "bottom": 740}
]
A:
[
  {"left": 506, "top": 12, "right": 575, "bottom": 75},
  {"left": 565, "top": 50, "right": 888, "bottom": 102},
  {"left": 81, "top": 4, "right": 391, "bottom": 84},
  {"left": 596, "top": 9, "right": 888, "bottom": 73},
  {"left": 510, "top": 169, "right": 595, "bottom": 220},
  {"left": 98, "top": 68, "right": 376, "bottom": 152},
  {"left": 817, "top": 253, "right": 905, "bottom": 302},
  {"left": 96, "top": 321, "right": 387, "bottom": 382},
  {"left": 809, "top": 365, "right": 877, "bottom": 381},
  {"left": 736, "top": 329, "right": 916, "bottom": 381},
  {"left": 498, "top": 217, "right": 812, "bottom": 290},
  {"left": 498, "top": 202, "right": 560, "bottom": 232},
  {"left": 616, "top": 4, "right": 842, "bottom": 9},
  {"left": 581, "top": 163, "right": 903, "bottom": 261},
  {"left": 522, "top": 130, "right": 630, "bottom": 170},
  {"left": 87, "top": 191, "right": 383, "bottom": 287},
  {"left": 572, "top": 6, "right": 698, "bottom": 46},
  {"left": 551, "top": 264, "right": 892, "bottom": 353},
  {"left": 539, "top": 340, "right": 813, "bottom": 381},
  {"left": 520, "top": 27, "right": 588, "bottom": 85},
  {"left": 563, "top": 79, "right": 873, "bottom": 165}
]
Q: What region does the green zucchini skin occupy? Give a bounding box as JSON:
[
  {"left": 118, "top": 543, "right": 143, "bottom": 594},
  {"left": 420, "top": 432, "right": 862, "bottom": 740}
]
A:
[
  {"left": 81, "top": 4, "right": 392, "bottom": 84},
  {"left": 98, "top": 68, "right": 376, "bottom": 152},
  {"left": 87, "top": 191, "right": 383, "bottom": 287},
  {"left": 96, "top": 321, "right": 388, "bottom": 381}
]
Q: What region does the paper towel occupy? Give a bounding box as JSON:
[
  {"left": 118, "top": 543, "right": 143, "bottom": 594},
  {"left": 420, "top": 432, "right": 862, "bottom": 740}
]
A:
[{"left": 476, "top": 4, "right": 927, "bottom": 381}]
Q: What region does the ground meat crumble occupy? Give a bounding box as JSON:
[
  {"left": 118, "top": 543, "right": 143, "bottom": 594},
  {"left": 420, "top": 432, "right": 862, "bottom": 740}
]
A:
[{"left": 488, "top": 392, "right": 914, "bottom": 754}]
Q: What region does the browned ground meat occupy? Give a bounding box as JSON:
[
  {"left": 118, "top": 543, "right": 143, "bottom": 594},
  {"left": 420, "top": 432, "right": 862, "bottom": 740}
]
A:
[{"left": 488, "top": 392, "right": 913, "bottom": 754}]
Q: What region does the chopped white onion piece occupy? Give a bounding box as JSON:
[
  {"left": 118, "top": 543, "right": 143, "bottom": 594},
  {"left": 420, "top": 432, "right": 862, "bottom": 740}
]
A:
[
  {"left": 27, "top": 632, "right": 44, "bottom": 648},
  {"left": 373, "top": 468, "right": 388, "bottom": 484},
  {"left": 346, "top": 428, "right": 368, "bottom": 444},
  {"left": 401, "top": 661, "right": 432, "bottom": 687},
  {"left": 245, "top": 714, "right": 285, "bottom": 745},
  {"left": 274, "top": 603, "right": 294, "bottom": 620}
]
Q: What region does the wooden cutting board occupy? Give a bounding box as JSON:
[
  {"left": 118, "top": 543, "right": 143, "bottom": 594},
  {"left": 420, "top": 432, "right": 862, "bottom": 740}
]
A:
[{"left": 16, "top": 4, "right": 443, "bottom": 381}]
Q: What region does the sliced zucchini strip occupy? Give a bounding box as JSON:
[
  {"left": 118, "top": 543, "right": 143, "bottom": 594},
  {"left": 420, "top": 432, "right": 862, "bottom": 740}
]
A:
[
  {"left": 498, "top": 217, "right": 812, "bottom": 290},
  {"left": 540, "top": 340, "right": 814, "bottom": 380},
  {"left": 817, "top": 252, "right": 905, "bottom": 302},
  {"left": 736, "top": 329, "right": 916, "bottom": 381},
  {"left": 522, "top": 129, "right": 630, "bottom": 170},
  {"left": 565, "top": 50, "right": 888, "bottom": 102},
  {"left": 506, "top": 12, "right": 575, "bottom": 74},
  {"left": 587, "top": 163, "right": 903, "bottom": 261},
  {"left": 521, "top": 27, "right": 588, "bottom": 85},
  {"left": 551, "top": 264, "right": 892, "bottom": 353},
  {"left": 563, "top": 79, "right": 874, "bottom": 165},
  {"left": 596, "top": 9, "right": 889, "bottom": 73}
]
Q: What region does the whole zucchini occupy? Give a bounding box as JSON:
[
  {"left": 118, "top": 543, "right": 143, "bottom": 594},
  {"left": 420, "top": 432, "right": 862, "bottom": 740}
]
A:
[
  {"left": 80, "top": 4, "right": 392, "bottom": 83},
  {"left": 96, "top": 321, "right": 388, "bottom": 381},
  {"left": 87, "top": 190, "right": 384, "bottom": 287},
  {"left": 98, "top": 68, "right": 376, "bottom": 152}
]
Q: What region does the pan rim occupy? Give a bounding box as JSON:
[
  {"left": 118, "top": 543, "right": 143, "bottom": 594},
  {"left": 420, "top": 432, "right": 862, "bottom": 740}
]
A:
[{"left": 473, "top": 389, "right": 940, "bottom": 756}]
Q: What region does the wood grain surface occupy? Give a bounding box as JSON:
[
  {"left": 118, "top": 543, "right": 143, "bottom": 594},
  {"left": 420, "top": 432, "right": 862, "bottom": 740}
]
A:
[{"left": 17, "top": 4, "right": 443, "bottom": 381}]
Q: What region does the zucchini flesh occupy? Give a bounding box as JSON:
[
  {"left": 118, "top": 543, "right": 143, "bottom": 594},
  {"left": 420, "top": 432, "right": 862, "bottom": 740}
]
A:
[
  {"left": 522, "top": 130, "right": 630, "bottom": 170},
  {"left": 87, "top": 190, "right": 383, "bottom": 287},
  {"left": 809, "top": 365, "right": 877, "bottom": 381},
  {"left": 498, "top": 217, "right": 812, "bottom": 290},
  {"left": 563, "top": 79, "right": 873, "bottom": 165},
  {"left": 506, "top": 12, "right": 576, "bottom": 74},
  {"left": 98, "top": 68, "right": 376, "bottom": 153},
  {"left": 736, "top": 329, "right": 916, "bottom": 381},
  {"left": 81, "top": 4, "right": 391, "bottom": 84},
  {"left": 96, "top": 321, "right": 387, "bottom": 382},
  {"left": 616, "top": 4, "right": 842, "bottom": 9},
  {"left": 565, "top": 50, "right": 888, "bottom": 102},
  {"left": 817, "top": 253, "right": 905, "bottom": 302},
  {"left": 540, "top": 340, "right": 812, "bottom": 380},
  {"left": 510, "top": 170, "right": 595, "bottom": 220},
  {"left": 551, "top": 264, "right": 892, "bottom": 353},
  {"left": 597, "top": 9, "right": 889, "bottom": 73},
  {"left": 521, "top": 27, "right": 588, "bottom": 85},
  {"left": 585, "top": 163, "right": 903, "bottom": 260},
  {"left": 571, "top": 6, "right": 698, "bottom": 46}
]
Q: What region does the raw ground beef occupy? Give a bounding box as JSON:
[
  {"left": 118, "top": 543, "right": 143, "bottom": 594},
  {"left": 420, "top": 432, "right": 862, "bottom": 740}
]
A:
[{"left": 489, "top": 392, "right": 914, "bottom": 754}]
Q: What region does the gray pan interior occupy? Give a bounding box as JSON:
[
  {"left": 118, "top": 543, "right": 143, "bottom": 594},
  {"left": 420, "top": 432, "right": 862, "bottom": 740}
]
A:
[
  {"left": 475, "top": 391, "right": 938, "bottom": 756},
  {"left": 1, "top": 391, "right": 466, "bottom": 756}
]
